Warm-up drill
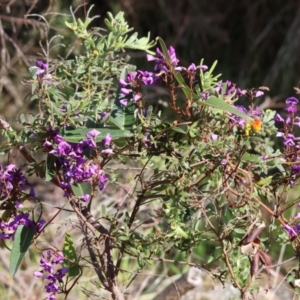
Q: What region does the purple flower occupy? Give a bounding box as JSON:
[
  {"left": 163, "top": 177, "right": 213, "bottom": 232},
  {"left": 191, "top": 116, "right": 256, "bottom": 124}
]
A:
[
  {"left": 34, "top": 251, "right": 67, "bottom": 299},
  {"left": 215, "top": 81, "right": 244, "bottom": 98},
  {"left": 254, "top": 91, "right": 264, "bottom": 97},
  {"left": 133, "top": 93, "right": 142, "bottom": 102},
  {"left": 283, "top": 224, "right": 298, "bottom": 237},
  {"left": 0, "top": 164, "right": 34, "bottom": 204},
  {"left": 60, "top": 105, "right": 67, "bottom": 113},
  {"left": 15, "top": 201, "right": 23, "bottom": 208},
  {"left": 284, "top": 134, "right": 295, "bottom": 146},
  {"left": 43, "top": 140, "right": 53, "bottom": 147},
  {"left": 231, "top": 105, "right": 247, "bottom": 127},
  {"left": 187, "top": 63, "right": 197, "bottom": 71},
  {"left": 0, "top": 213, "right": 41, "bottom": 241},
  {"left": 121, "top": 88, "right": 132, "bottom": 95},
  {"left": 210, "top": 133, "right": 218, "bottom": 141},
  {"left": 146, "top": 53, "right": 157, "bottom": 62},
  {"left": 201, "top": 91, "right": 210, "bottom": 100},
  {"left": 276, "top": 132, "right": 284, "bottom": 138},
  {"left": 98, "top": 173, "right": 109, "bottom": 190},
  {"left": 286, "top": 116, "right": 291, "bottom": 124},
  {"left": 126, "top": 72, "right": 136, "bottom": 83},
  {"left": 103, "top": 133, "right": 112, "bottom": 146},
  {"left": 81, "top": 194, "right": 90, "bottom": 202},
  {"left": 119, "top": 79, "right": 128, "bottom": 87},
  {"left": 286, "top": 97, "right": 299, "bottom": 105},
  {"left": 284, "top": 97, "right": 298, "bottom": 114},
  {"left": 120, "top": 98, "right": 129, "bottom": 106},
  {"left": 200, "top": 65, "right": 208, "bottom": 71},
  {"left": 54, "top": 267, "right": 68, "bottom": 281},
  {"left": 37, "top": 219, "right": 46, "bottom": 233},
  {"left": 56, "top": 141, "right": 72, "bottom": 156},
  {"left": 29, "top": 187, "right": 35, "bottom": 197},
  {"left": 235, "top": 105, "right": 247, "bottom": 114},
  {"left": 292, "top": 165, "right": 300, "bottom": 174},
  {"left": 36, "top": 61, "right": 48, "bottom": 76},
  {"left": 221, "top": 159, "right": 227, "bottom": 166},
  {"left": 53, "top": 134, "right": 64, "bottom": 144},
  {"left": 275, "top": 114, "right": 284, "bottom": 122},
  {"left": 33, "top": 271, "right": 43, "bottom": 278},
  {"left": 45, "top": 282, "right": 59, "bottom": 293},
  {"left": 186, "top": 63, "right": 208, "bottom": 72},
  {"left": 168, "top": 46, "right": 179, "bottom": 66},
  {"left": 294, "top": 117, "right": 300, "bottom": 127},
  {"left": 37, "top": 61, "right": 48, "bottom": 70},
  {"left": 237, "top": 88, "right": 247, "bottom": 96},
  {"left": 86, "top": 129, "right": 100, "bottom": 139},
  {"left": 250, "top": 107, "right": 261, "bottom": 117},
  {"left": 137, "top": 70, "right": 158, "bottom": 85},
  {"left": 101, "top": 149, "right": 113, "bottom": 154},
  {"left": 285, "top": 105, "right": 297, "bottom": 114},
  {"left": 147, "top": 46, "right": 179, "bottom": 72},
  {"left": 101, "top": 111, "right": 108, "bottom": 119}
]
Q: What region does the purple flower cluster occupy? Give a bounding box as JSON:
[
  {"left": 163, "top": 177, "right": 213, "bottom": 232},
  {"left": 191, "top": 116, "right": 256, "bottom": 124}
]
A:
[
  {"left": 36, "top": 61, "right": 48, "bottom": 76},
  {"left": 282, "top": 205, "right": 300, "bottom": 238},
  {"left": 0, "top": 164, "right": 45, "bottom": 240},
  {"left": 147, "top": 46, "right": 208, "bottom": 74},
  {"left": 275, "top": 97, "right": 299, "bottom": 131},
  {"left": 0, "top": 211, "right": 45, "bottom": 240},
  {"left": 147, "top": 46, "right": 179, "bottom": 72},
  {"left": 33, "top": 61, "right": 52, "bottom": 85},
  {"left": 119, "top": 71, "right": 159, "bottom": 106},
  {"left": 119, "top": 46, "right": 208, "bottom": 106},
  {"left": 231, "top": 105, "right": 261, "bottom": 128},
  {"left": 34, "top": 250, "right": 68, "bottom": 300},
  {"left": 275, "top": 97, "right": 300, "bottom": 175},
  {"left": 283, "top": 223, "right": 300, "bottom": 238},
  {"left": 215, "top": 80, "right": 247, "bottom": 98},
  {"left": 44, "top": 128, "right": 110, "bottom": 199},
  {"left": 0, "top": 164, "right": 35, "bottom": 199}
]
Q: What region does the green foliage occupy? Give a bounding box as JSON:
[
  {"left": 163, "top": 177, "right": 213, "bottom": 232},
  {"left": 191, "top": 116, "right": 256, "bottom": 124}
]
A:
[
  {"left": 10, "top": 225, "right": 37, "bottom": 277},
  {"left": 1, "top": 7, "right": 300, "bottom": 300},
  {"left": 63, "top": 233, "right": 80, "bottom": 277}
]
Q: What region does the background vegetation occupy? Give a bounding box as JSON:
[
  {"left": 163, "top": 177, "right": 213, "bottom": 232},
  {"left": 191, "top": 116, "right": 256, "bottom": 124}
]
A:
[{"left": 1, "top": 0, "right": 300, "bottom": 120}]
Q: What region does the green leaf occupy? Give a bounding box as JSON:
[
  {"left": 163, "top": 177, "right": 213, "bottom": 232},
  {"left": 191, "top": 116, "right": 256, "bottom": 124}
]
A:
[
  {"left": 256, "top": 176, "right": 273, "bottom": 186},
  {"left": 171, "top": 126, "right": 188, "bottom": 134},
  {"left": 233, "top": 228, "right": 246, "bottom": 234},
  {"left": 109, "top": 68, "right": 136, "bottom": 130},
  {"left": 62, "top": 233, "right": 80, "bottom": 277},
  {"left": 205, "top": 96, "right": 251, "bottom": 121},
  {"left": 65, "top": 21, "right": 77, "bottom": 31},
  {"left": 71, "top": 182, "right": 92, "bottom": 197},
  {"left": 207, "top": 255, "right": 214, "bottom": 264},
  {"left": 137, "top": 254, "right": 145, "bottom": 268},
  {"left": 62, "top": 127, "right": 133, "bottom": 143},
  {"left": 10, "top": 225, "right": 37, "bottom": 277},
  {"left": 109, "top": 102, "right": 136, "bottom": 130},
  {"left": 101, "top": 204, "right": 106, "bottom": 215},
  {"left": 46, "top": 154, "right": 56, "bottom": 182},
  {"left": 242, "top": 153, "right": 261, "bottom": 163},
  {"left": 157, "top": 38, "right": 194, "bottom": 99},
  {"left": 170, "top": 224, "right": 188, "bottom": 238}
]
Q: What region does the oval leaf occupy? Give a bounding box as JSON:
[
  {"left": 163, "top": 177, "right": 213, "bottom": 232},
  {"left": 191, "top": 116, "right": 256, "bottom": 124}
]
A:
[
  {"left": 71, "top": 182, "right": 92, "bottom": 197},
  {"left": 62, "top": 127, "right": 133, "bottom": 143},
  {"left": 206, "top": 96, "right": 251, "bottom": 121},
  {"left": 62, "top": 233, "right": 80, "bottom": 277},
  {"left": 10, "top": 224, "right": 37, "bottom": 277}
]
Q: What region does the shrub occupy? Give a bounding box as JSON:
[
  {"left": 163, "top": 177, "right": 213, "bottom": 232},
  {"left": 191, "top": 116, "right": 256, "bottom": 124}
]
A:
[{"left": 0, "top": 7, "right": 300, "bottom": 300}]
